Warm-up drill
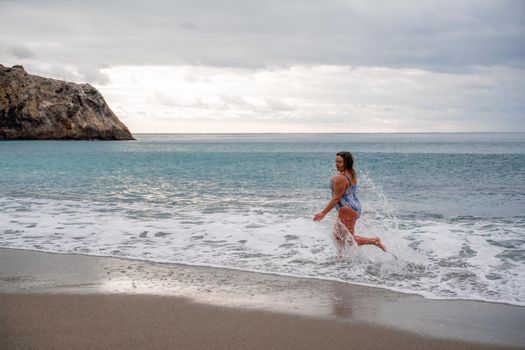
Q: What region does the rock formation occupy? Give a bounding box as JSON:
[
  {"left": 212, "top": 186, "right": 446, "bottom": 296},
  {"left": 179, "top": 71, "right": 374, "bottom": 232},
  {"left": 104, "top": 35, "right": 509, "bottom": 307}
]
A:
[{"left": 0, "top": 64, "right": 134, "bottom": 140}]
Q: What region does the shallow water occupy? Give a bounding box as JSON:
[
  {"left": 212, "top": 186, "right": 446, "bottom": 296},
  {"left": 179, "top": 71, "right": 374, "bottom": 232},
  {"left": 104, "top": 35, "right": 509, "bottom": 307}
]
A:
[{"left": 1, "top": 133, "right": 524, "bottom": 305}]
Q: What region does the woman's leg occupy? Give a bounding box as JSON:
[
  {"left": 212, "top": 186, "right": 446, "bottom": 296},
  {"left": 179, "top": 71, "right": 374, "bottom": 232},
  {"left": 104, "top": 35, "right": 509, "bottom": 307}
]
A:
[{"left": 338, "top": 207, "right": 386, "bottom": 252}]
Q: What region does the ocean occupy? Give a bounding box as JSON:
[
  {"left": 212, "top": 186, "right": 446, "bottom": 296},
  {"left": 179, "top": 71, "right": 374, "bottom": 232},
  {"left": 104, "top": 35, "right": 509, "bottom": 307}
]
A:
[{"left": 1, "top": 133, "right": 524, "bottom": 305}]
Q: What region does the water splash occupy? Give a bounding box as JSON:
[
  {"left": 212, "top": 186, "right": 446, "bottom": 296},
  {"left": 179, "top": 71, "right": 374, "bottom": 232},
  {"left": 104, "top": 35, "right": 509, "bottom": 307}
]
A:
[
  {"left": 331, "top": 171, "right": 430, "bottom": 280},
  {"left": 331, "top": 219, "right": 357, "bottom": 261}
]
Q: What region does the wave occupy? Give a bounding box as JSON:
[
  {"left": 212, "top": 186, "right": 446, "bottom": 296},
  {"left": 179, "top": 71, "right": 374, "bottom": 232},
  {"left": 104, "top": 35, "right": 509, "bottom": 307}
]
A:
[{"left": 1, "top": 195, "right": 524, "bottom": 306}]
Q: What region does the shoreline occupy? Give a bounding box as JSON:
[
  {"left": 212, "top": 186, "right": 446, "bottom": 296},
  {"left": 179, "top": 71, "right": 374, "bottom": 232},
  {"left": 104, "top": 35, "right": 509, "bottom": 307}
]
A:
[
  {"left": 1, "top": 248, "right": 524, "bottom": 349},
  {"left": 4, "top": 246, "right": 523, "bottom": 308}
]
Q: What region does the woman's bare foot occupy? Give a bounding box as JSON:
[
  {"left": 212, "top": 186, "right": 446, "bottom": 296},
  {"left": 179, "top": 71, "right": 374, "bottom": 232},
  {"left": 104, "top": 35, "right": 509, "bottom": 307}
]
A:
[{"left": 372, "top": 238, "right": 387, "bottom": 252}]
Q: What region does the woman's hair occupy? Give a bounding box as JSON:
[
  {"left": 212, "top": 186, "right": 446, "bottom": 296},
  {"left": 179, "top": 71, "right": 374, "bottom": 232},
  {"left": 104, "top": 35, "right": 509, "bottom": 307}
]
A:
[{"left": 336, "top": 151, "right": 357, "bottom": 183}]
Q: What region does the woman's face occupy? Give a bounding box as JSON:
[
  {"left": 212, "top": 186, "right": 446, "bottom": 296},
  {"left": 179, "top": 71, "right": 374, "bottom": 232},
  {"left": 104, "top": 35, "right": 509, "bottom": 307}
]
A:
[{"left": 335, "top": 156, "right": 345, "bottom": 172}]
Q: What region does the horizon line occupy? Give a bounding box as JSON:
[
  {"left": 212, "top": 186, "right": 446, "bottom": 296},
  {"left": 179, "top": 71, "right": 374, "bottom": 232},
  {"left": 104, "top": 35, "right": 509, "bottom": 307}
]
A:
[{"left": 131, "top": 131, "right": 525, "bottom": 135}]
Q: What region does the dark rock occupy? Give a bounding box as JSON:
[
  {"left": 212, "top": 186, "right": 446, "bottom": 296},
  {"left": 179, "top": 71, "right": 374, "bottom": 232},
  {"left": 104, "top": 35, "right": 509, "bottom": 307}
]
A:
[{"left": 0, "top": 64, "right": 134, "bottom": 140}]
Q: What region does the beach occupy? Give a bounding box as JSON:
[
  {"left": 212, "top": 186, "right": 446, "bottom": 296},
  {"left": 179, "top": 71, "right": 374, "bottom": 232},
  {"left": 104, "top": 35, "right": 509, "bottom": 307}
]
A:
[
  {"left": 2, "top": 0, "right": 524, "bottom": 345},
  {"left": 1, "top": 248, "right": 523, "bottom": 349}
]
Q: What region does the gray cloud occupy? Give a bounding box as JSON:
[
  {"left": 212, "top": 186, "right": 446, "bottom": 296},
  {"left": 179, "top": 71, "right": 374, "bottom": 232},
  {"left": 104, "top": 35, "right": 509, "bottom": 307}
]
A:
[
  {"left": 77, "top": 65, "right": 111, "bottom": 85},
  {"left": 1, "top": 0, "right": 523, "bottom": 71},
  {"left": 1, "top": 0, "right": 523, "bottom": 132},
  {"left": 7, "top": 45, "right": 35, "bottom": 59}
]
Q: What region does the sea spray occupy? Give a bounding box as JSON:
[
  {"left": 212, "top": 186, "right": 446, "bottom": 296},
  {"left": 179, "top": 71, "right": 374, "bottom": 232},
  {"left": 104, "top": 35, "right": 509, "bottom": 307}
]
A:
[{"left": 325, "top": 170, "right": 429, "bottom": 285}]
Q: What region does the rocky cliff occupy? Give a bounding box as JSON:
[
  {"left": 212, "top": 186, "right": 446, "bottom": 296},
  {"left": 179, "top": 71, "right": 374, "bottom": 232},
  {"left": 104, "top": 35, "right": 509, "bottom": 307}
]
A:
[{"left": 0, "top": 64, "right": 134, "bottom": 140}]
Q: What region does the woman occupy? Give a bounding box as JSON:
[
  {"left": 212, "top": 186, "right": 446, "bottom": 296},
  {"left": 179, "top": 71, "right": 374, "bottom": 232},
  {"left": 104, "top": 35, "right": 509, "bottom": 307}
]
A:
[{"left": 313, "top": 151, "right": 386, "bottom": 253}]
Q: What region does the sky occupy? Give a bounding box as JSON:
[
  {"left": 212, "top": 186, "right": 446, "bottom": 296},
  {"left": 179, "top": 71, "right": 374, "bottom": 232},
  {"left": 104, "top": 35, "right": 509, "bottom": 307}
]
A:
[{"left": 1, "top": 0, "right": 524, "bottom": 133}]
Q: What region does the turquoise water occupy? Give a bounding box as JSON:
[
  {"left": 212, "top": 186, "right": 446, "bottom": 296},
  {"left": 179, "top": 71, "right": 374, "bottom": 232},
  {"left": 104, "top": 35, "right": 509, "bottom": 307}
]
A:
[{"left": 1, "top": 133, "right": 524, "bottom": 304}]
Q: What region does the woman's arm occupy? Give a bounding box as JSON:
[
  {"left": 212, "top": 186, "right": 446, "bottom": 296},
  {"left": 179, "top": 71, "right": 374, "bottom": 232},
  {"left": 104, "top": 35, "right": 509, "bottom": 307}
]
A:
[{"left": 313, "top": 175, "right": 346, "bottom": 221}]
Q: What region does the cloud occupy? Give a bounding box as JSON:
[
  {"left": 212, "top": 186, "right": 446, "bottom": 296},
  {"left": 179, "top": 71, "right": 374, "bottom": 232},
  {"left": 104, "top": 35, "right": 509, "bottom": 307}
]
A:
[
  {"left": 95, "top": 64, "right": 525, "bottom": 133},
  {"left": 77, "top": 65, "right": 111, "bottom": 85},
  {"left": 0, "top": 0, "right": 523, "bottom": 71},
  {"left": 7, "top": 45, "right": 35, "bottom": 59},
  {"left": 1, "top": 1, "right": 523, "bottom": 132}
]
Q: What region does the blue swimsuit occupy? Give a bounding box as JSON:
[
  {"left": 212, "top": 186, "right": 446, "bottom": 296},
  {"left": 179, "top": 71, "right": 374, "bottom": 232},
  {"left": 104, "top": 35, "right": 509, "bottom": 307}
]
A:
[{"left": 332, "top": 175, "right": 362, "bottom": 216}]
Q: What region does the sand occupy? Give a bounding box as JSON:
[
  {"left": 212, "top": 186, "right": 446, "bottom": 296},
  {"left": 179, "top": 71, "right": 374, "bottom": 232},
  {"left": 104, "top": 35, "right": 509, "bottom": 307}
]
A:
[{"left": 1, "top": 248, "right": 524, "bottom": 349}]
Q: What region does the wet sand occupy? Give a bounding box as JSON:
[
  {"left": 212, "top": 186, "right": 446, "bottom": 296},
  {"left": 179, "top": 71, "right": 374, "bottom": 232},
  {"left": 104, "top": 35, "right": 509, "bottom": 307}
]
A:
[{"left": 1, "top": 248, "right": 524, "bottom": 349}]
